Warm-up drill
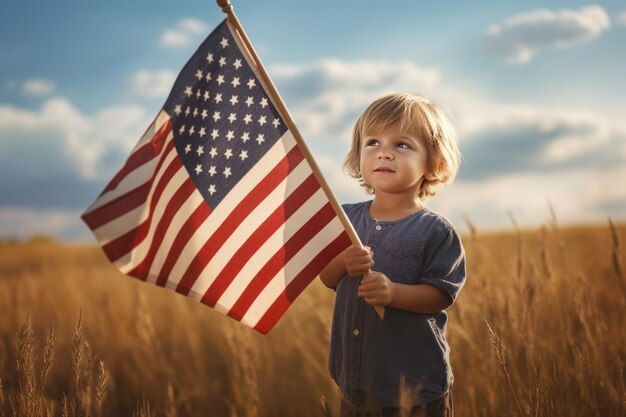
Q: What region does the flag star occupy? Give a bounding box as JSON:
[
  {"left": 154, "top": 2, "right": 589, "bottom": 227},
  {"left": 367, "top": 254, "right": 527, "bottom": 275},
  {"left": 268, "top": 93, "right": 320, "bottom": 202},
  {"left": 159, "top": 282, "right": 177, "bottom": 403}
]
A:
[
  {"left": 223, "top": 167, "right": 232, "bottom": 178},
  {"left": 260, "top": 98, "right": 269, "bottom": 108},
  {"left": 184, "top": 86, "right": 193, "bottom": 97},
  {"left": 228, "top": 113, "right": 237, "bottom": 123},
  {"left": 208, "top": 184, "right": 216, "bottom": 195},
  {"left": 239, "top": 150, "right": 248, "bottom": 161},
  {"left": 188, "top": 125, "right": 196, "bottom": 135},
  {"left": 219, "top": 56, "right": 227, "bottom": 67},
  {"left": 203, "top": 91, "right": 210, "bottom": 101},
  {"left": 233, "top": 59, "right": 242, "bottom": 70},
  {"left": 174, "top": 105, "right": 182, "bottom": 116},
  {"left": 272, "top": 118, "right": 281, "bottom": 128},
  {"left": 199, "top": 127, "right": 206, "bottom": 137},
  {"left": 209, "top": 147, "right": 218, "bottom": 158},
  {"left": 201, "top": 109, "right": 208, "bottom": 119},
  {"left": 195, "top": 69, "right": 203, "bottom": 80},
  {"left": 241, "top": 132, "right": 250, "bottom": 142},
  {"left": 224, "top": 148, "right": 233, "bottom": 159},
  {"left": 195, "top": 89, "right": 201, "bottom": 98},
  {"left": 220, "top": 37, "right": 229, "bottom": 48},
  {"left": 231, "top": 77, "right": 240, "bottom": 88},
  {"left": 184, "top": 143, "right": 191, "bottom": 154},
  {"left": 206, "top": 53, "right": 214, "bottom": 63},
  {"left": 258, "top": 115, "right": 267, "bottom": 126},
  {"left": 179, "top": 125, "right": 186, "bottom": 134},
  {"left": 226, "top": 130, "right": 235, "bottom": 141},
  {"left": 247, "top": 79, "right": 256, "bottom": 89},
  {"left": 211, "top": 129, "right": 219, "bottom": 140},
  {"left": 214, "top": 93, "right": 223, "bottom": 103},
  {"left": 229, "top": 95, "right": 239, "bottom": 106},
  {"left": 193, "top": 108, "right": 198, "bottom": 117},
  {"left": 256, "top": 134, "right": 265, "bottom": 144},
  {"left": 245, "top": 96, "right": 254, "bottom": 107},
  {"left": 185, "top": 107, "right": 191, "bottom": 117},
  {"left": 243, "top": 114, "right": 252, "bottom": 124},
  {"left": 216, "top": 75, "right": 225, "bottom": 85},
  {"left": 205, "top": 72, "right": 212, "bottom": 82},
  {"left": 196, "top": 145, "right": 204, "bottom": 156},
  {"left": 194, "top": 164, "right": 202, "bottom": 175},
  {"left": 208, "top": 166, "right": 217, "bottom": 176}
]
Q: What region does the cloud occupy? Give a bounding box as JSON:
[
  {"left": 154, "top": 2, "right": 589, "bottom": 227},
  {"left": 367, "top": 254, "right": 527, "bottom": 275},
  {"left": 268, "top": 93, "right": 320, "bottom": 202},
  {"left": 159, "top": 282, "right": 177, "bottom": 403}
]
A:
[
  {"left": 159, "top": 18, "right": 209, "bottom": 48},
  {"left": 21, "top": 78, "right": 57, "bottom": 97},
  {"left": 0, "top": 97, "right": 150, "bottom": 211},
  {"left": 618, "top": 11, "right": 626, "bottom": 26},
  {"left": 271, "top": 59, "right": 441, "bottom": 142},
  {"left": 131, "top": 69, "right": 177, "bottom": 99},
  {"left": 482, "top": 5, "right": 610, "bottom": 63},
  {"left": 0, "top": 207, "right": 88, "bottom": 241}
]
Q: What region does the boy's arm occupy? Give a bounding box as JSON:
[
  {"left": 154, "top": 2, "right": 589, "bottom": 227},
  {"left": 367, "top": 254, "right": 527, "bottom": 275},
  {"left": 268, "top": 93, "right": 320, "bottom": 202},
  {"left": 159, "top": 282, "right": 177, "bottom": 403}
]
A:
[
  {"left": 319, "top": 249, "right": 348, "bottom": 289},
  {"left": 320, "top": 246, "right": 374, "bottom": 289}
]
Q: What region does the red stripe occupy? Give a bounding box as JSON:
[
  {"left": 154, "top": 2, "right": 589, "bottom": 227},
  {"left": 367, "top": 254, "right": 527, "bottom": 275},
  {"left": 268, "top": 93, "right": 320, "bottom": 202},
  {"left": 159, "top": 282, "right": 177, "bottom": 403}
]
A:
[
  {"left": 102, "top": 119, "right": 172, "bottom": 194},
  {"left": 174, "top": 145, "right": 305, "bottom": 296},
  {"left": 254, "top": 230, "right": 351, "bottom": 334},
  {"left": 156, "top": 202, "right": 212, "bottom": 287},
  {"left": 126, "top": 178, "right": 196, "bottom": 280},
  {"left": 201, "top": 174, "right": 321, "bottom": 307},
  {"left": 226, "top": 202, "right": 338, "bottom": 321},
  {"left": 101, "top": 155, "right": 183, "bottom": 262},
  {"left": 82, "top": 139, "right": 176, "bottom": 230}
]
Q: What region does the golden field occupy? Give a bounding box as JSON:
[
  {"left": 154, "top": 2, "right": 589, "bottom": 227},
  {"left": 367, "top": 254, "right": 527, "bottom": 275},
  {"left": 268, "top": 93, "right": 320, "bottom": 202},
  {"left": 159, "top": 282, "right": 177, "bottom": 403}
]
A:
[{"left": 0, "top": 218, "right": 624, "bottom": 417}]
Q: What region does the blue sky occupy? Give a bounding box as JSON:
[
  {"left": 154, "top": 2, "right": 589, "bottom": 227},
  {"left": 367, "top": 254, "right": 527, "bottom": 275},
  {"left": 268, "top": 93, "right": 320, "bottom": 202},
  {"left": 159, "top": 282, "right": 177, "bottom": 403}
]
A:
[{"left": 1, "top": 1, "right": 625, "bottom": 240}]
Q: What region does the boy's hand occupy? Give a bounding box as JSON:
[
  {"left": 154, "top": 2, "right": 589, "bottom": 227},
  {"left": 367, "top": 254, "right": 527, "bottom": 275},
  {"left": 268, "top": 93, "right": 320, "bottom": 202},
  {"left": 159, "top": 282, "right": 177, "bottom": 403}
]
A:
[
  {"left": 358, "top": 272, "right": 394, "bottom": 307},
  {"left": 344, "top": 246, "right": 374, "bottom": 277}
]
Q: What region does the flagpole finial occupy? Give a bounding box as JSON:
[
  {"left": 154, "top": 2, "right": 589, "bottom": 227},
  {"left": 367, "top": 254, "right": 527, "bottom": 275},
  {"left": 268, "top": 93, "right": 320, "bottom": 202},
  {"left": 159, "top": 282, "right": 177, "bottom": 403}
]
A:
[{"left": 216, "top": 0, "right": 233, "bottom": 13}]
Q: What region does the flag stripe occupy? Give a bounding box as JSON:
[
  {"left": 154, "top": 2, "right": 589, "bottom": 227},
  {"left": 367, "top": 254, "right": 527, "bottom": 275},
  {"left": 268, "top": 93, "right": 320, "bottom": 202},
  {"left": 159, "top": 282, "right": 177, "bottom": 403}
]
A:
[
  {"left": 174, "top": 144, "right": 305, "bottom": 295},
  {"left": 83, "top": 139, "right": 176, "bottom": 230},
  {"left": 243, "top": 217, "right": 349, "bottom": 329},
  {"left": 201, "top": 173, "right": 320, "bottom": 307},
  {"left": 253, "top": 230, "right": 351, "bottom": 334},
  {"left": 101, "top": 154, "right": 184, "bottom": 262},
  {"left": 226, "top": 201, "right": 338, "bottom": 321},
  {"left": 215, "top": 187, "right": 330, "bottom": 312}
]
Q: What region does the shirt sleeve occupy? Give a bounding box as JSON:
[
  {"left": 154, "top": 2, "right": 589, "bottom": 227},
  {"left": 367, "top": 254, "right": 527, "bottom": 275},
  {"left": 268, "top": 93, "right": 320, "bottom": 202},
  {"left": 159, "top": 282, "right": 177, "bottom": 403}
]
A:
[{"left": 419, "top": 224, "right": 466, "bottom": 303}]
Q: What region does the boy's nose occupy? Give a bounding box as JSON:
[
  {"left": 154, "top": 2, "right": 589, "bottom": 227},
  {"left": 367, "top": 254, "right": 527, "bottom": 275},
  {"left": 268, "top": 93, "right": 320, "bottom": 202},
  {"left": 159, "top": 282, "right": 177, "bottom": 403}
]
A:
[{"left": 377, "top": 151, "right": 393, "bottom": 160}]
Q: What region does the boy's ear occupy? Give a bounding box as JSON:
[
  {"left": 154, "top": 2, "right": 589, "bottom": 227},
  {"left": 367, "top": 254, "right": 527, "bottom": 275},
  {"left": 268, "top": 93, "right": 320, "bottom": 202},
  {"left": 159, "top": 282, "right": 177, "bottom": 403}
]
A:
[{"left": 424, "top": 171, "right": 436, "bottom": 181}]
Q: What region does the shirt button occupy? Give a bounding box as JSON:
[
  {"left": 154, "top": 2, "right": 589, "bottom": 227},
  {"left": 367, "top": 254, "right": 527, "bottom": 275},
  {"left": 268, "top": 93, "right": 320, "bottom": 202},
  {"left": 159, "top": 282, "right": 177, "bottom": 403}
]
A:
[
  {"left": 375, "top": 225, "right": 382, "bottom": 231},
  {"left": 353, "top": 329, "right": 360, "bottom": 336}
]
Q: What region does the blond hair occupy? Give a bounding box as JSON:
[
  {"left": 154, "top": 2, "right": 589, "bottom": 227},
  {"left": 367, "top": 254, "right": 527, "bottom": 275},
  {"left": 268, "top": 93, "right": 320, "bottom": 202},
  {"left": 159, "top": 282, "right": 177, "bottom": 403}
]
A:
[{"left": 344, "top": 92, "right": 461, "bottom": 199}]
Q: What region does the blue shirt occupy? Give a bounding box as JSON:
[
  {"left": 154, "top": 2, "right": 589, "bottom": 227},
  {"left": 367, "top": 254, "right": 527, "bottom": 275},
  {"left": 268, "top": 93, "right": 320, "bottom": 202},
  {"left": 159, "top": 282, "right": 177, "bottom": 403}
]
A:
[{"left": 328, "top": 200, "right": 466, "bottom": 407}]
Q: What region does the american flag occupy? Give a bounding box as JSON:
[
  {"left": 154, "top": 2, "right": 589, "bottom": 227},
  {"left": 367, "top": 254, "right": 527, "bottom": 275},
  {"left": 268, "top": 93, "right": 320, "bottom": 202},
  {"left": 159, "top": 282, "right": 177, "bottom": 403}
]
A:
[{"left": 82, "top": 20, "right": 351, "bottom": 333}]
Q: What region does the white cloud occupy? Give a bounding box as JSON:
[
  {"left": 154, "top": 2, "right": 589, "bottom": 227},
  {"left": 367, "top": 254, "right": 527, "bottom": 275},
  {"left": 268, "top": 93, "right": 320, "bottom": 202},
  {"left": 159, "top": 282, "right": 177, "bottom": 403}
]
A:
[
  {"left": 618, "top": 11, "right": 626, "bottom": 26},
  {"left": 0, "top": 97, "right": 149, "bottom": 179},
  {"left": 131, "top": 69, "right": 177, "bottom": 99},
  {"left": 159, "top": 18, "right": 209, "bottom": 48},
  {"left": 0, "top": 207, "right": 88, "bottom": 241},
  {"left": 483, "top": 5, "right": 610, "bottom": 63},
  {"left": 22, "top": 78, "right": 57, "bottom": 97}
]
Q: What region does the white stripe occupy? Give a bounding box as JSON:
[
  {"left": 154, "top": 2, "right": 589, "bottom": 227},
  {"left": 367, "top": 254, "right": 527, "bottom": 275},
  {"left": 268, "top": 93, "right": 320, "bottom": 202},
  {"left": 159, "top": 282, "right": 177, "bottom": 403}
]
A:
[
  {"left": 164, "top": 131, "right": 298, "bottom": 288},
  {"left": 241, "top": 216, "right": 345, "bottom": 328},
  {"left": 91, "top": 145, "right": 178, "bottom": 244},
  {"left": 85, "top": 116, "right": 173, "bottom": 213},
  {"left": 115, "top": 164, "right": 189, "bottom": 273},
  {"left": 188, "top": 156, "right": 313, "bottom": 300},
  {"left": 145, "top": 190, "right": 206, "bottom": 284},
  {"left": 214, "top": 188, "right": 327, "bottom": 313}
]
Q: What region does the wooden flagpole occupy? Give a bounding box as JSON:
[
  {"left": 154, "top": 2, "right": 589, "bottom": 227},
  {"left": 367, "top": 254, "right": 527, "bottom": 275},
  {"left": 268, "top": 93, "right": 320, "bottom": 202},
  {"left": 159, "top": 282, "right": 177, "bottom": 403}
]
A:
[{"left": 216, "top": 0, "right": 384, "bottom": 319}]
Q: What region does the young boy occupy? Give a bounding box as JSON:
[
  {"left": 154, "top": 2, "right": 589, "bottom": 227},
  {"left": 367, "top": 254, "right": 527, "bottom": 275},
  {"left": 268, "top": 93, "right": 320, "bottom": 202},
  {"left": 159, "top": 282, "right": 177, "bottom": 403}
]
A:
[{"left": 320, "top": 93, "right": 465, "bottom": 417}]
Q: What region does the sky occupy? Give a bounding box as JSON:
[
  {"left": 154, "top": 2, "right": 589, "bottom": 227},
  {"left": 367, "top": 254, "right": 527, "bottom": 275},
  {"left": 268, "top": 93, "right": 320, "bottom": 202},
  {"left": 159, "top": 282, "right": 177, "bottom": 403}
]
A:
[{"left": 1, "top": 0, "right": 625, "bottom": 241}]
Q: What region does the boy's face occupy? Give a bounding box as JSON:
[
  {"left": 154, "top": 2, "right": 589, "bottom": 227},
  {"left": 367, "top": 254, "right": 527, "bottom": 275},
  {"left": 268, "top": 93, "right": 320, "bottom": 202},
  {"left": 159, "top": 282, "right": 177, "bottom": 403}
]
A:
[{"left": 359, "top": 126, "right": 431, "bottom": 198}]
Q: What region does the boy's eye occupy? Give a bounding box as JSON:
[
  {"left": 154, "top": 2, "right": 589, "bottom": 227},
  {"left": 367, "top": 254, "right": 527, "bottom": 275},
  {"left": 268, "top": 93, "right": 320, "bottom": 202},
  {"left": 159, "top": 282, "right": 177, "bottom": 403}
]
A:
[
  {"left": 365, "top": 139, "right": 379, "bottom": 146},
  {"left": 397, "top": 142, "right": 411, "bottom": 149}
]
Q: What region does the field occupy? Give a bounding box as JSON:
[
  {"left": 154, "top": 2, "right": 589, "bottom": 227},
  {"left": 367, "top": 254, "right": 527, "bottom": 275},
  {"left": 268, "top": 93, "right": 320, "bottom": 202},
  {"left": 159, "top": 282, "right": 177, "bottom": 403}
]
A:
[{"left": 0, "top": 217, "right": 625, "bottom": 416}]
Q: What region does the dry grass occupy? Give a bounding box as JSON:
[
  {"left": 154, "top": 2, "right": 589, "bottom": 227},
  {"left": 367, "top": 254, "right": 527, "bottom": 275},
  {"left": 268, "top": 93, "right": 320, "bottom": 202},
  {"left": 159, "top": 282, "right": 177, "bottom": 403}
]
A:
[{"left": 0, "top": 218, "right": 625, "bottom": 416}]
